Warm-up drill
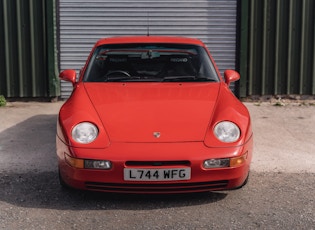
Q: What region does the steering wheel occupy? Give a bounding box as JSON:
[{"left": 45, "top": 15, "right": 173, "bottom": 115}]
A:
[{"left": 105, "top": 70, "right": 131, "bottom": 78}]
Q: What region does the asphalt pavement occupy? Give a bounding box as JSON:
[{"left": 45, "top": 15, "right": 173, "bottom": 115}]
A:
[{"left": 0, "top": 100, "right": 314, "bottom": 229}]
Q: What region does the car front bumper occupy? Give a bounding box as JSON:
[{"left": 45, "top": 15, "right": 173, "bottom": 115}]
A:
[{"left": 57, "top": 136, "right": 253, "bottom": 194}]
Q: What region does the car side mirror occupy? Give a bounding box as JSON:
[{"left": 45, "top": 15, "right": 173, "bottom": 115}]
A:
[
  {"left": 59, "top": 69, "right": 77, "bottom": 85},
  {"left": 224, "top": 70, "right": 240, "bottom": 86}
]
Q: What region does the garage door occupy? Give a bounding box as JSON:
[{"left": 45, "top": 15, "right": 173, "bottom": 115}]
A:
[{"left": 58, "top": 0, "right": 237, "bottom": 98}]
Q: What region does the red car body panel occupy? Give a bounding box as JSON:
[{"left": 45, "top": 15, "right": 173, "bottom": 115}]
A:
[
  {"left": 57, "top": 36, "right": 253, "bottom": 194},
  {"left": 84, "top": 82, "right": 219, "bottom": 143}
]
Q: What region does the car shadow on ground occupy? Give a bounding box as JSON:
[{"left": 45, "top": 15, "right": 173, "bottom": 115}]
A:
[
  {"left": 0, "top": 170, "right": 228, "bottom": 210},
  {"left": 0, "top": 115, "right": 228, "bottom": 210}
]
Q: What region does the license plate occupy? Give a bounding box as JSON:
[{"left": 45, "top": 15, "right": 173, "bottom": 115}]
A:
[{"left": 124, "top": 168, "right": 191, "bottom": 181}]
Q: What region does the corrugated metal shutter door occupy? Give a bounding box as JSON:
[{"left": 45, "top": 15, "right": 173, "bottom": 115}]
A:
[{"left": 59, "top": 0, "right": 237, "bottom": 98}]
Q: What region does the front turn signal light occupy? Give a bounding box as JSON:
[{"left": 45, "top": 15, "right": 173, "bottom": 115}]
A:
[
  {"left": 230, "top": 152, "right": 248, "bottom": 167},
  {"left": 65, "top": 153, "right": 112, "bottom": 170},
  {"left": 65, "top": 153, "right": 84, "bottom": 169}
]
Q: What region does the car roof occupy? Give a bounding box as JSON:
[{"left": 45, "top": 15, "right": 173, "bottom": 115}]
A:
[{"left": 95, "top": 36, "right": 206, "bottom": 47}]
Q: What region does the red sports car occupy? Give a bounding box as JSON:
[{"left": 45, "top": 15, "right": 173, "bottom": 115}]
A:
[{"left": 56, "top": 36, "right": 253, "bottom": 194}]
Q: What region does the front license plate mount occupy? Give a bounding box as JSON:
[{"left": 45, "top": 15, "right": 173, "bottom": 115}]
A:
[{"left": 124, "top": 168, "right": 191, "bottom": 181}]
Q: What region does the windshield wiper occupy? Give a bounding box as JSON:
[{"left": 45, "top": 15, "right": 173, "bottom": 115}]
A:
[
  {"left": 105, "top": 76, "right": 163, "bottom": 82},
  {"left": 163, "top": 76, "right": 195, "bottom": 82},
  {"left": 104, "top": 75, "right": 216, "bottom": 82},
  {"left": 162, "top": 76, "right": 216, "bottom": 82},
  {"left": 105, "top": 76, "right": 139, "bottom": 82}
]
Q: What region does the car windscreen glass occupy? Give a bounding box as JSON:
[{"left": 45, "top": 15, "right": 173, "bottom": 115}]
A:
[{"left": 83, "top": 43, "right": 220, "bottom": 82}]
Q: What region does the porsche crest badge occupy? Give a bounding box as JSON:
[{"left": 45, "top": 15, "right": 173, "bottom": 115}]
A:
[{"left": 153, "top": 132, "right": 161, "bottom": 138}]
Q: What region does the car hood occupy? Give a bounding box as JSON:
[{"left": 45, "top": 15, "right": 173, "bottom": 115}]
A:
[{"left": 84, "top": 83, "right": 220, "bottom": 143}]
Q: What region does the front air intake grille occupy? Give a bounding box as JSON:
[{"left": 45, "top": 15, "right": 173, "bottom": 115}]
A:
[{"left": 85, "top": 180, "right": 228, "bottom": 194}]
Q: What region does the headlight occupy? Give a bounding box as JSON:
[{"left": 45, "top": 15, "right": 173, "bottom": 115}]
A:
[
  {"left": 214, "top": 121, "right": 240, "bottom": 143},
  {"left": 72, "top": 122, "right": 98, "bottom": 144}
]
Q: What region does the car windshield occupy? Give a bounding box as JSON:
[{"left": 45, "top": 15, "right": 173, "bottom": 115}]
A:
[{"left": 84, "top": 43, "right": 220, "bottom": 82}]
